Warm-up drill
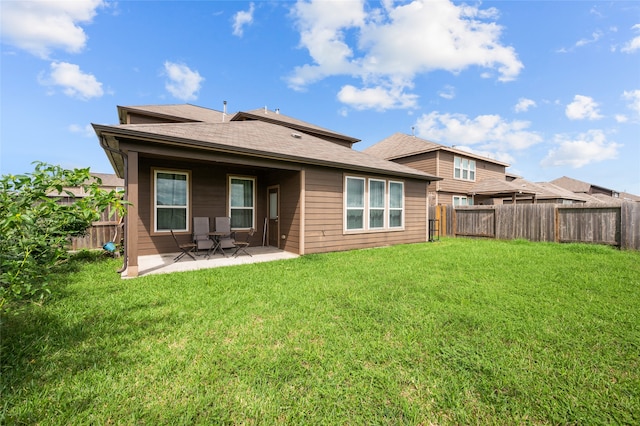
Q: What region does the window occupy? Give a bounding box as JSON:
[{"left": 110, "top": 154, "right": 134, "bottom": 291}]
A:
[
  {"left": 453, "top": 196, "right": 472, "bottom": 207},
  {"left": 346, "top": 177, "right": 365, "bottom": 230},
  {"left": 389, "top": 181, "right": 404, "bottom": 228},
  {"left": 154, "top": 170, "right": 189, "bottom": 232},
  {"left": 369, "top": 179, "right": 385, "bottom": 229},
  {"left": 345, "top": 176, "right": 404, "bottom": 232},
  {"left": 454, "top": 156, "right": 476, "bottom": 181},
  {"left": 229, "top": 176, "right": 255, "bottom": 229}
]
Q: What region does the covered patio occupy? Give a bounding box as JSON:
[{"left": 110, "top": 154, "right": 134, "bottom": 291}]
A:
[{"left": 131, "top": 246, "right": 298, "bottom": 277}]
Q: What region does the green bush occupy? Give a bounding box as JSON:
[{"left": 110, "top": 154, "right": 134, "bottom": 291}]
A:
[{"left": 0, "top": 162, "right": 128, "bottom": 312}]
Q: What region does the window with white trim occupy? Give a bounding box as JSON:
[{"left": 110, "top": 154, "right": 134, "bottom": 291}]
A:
[
  {"left": 453, "top": 196, "right": 472, "bottom": 207},
  {"left": 154, "top": 169, "right": 189, "bottom": 232},
  {"left": 389, "top": 181, "right": 404, "bottom": 228},
  {"left": 345, "top": 176, "right": 404, "bottom": 231},
  {"left": 346, "top": 177, "right": 365, "bottom": 230},
  {"left": 229, "top": 176, "right": 255, "bottom": 229},
  {"left": 369, "top": 179, "right": 386, "bottom": 229},
  {"left": 454, "top": 156, "right": 476, "bottom": 181}
]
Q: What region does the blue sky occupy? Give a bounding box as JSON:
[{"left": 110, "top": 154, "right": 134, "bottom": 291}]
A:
[{"left": 2, "top": 0, "right": 639, "bottom": 194}]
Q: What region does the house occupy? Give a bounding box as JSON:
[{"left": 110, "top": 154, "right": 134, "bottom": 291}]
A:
[
  {"left": 93, "top": 104, "right": 441, "bottom": 277},
  {"left": 471, "top": 178, "right": 594, "bottom": 205},
  {"left": 551, "top": 176, "right": 640, "bottom": 203},
  {"left": 364, "top": 132, "right": 509, "bottom": 206}
]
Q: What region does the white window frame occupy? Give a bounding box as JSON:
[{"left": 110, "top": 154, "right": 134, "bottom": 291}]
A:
[
  {"left": 344, "top": 175, "right": 405, "bottom": 233},
  {"left": 453, "top": 196, "right": 472, "bottom": 207},
  {"left": 153, "top": 169, "right": 190, "bottom": 233},
  {"left": 368, "top": 179, "right": 386, "bottom": 229},
  {"left": 228, "top": 176, "right": 256, "bottom": 230},
  {"left": 454, "top": 156, "right": 476, "bottom": 182},
  {"left": 388, "top": 180, "right": 404, "bottom": 229},
  {"left": 345, "top": 176, "right": 366, "bottom": 231}
]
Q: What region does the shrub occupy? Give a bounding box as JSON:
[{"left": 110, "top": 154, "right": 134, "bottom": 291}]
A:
[{"left": 0, "top": 162, "right": 128, "bottom": 312}]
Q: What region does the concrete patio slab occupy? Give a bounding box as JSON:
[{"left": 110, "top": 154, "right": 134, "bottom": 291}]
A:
[{"left": 127, "top": 246, "right": 299, "bottom": 277}]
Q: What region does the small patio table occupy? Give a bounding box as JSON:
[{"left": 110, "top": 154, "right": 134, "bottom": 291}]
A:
[{"left": 206, "top": 231, "right": 228, "bottom": 258}]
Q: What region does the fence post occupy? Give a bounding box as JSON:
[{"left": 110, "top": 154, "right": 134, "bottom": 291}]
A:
[{"left": 620, "top": 202, "right": 640, "bottom": 250}]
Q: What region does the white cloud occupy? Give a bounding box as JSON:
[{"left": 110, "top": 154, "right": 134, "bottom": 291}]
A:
[
  {"left": 615, "top": 114, "right": 629, "bottom": 123},
  {"left": 414, "top": 111, "right": 542, "bottom": 161},
  {"left": 68, "top": 123, "right": 95, "bottom": 137},
  {"left": 438, "top": 85, "right": 456, "bottom": 100},
  {"left": 288, "top": 0, "right": 523, "bottom": 111},
  {"left": 575, "top": 30, "right": 603, "bottom": 47},
  {"left": 622, "top": 89, "right": 640, "bottom": 118},
  {"left": 337, "top": 84, "right": 418, "bottom": 110},
  {"left": 163, "top": 61, "right": 204, "bottom": 101},
  {"left": 39, "top": 62, "right": 104, "bottom": 100},
  {"left": 514, "top": 98, "right": 536, "bottom": 113},
  {"left": 565, "top": 95, "right": 603, "bottom": 120},
  {"left": 541, "top": 130, "right": 621, "bottom": 168},
  {"left": 621, "top": 24, "right": 640, "bottom": 53},
  {"left": 232, "top": 3, "right": 255, "bottom": 37},
  {"left": 0, "top": 0, "right": 103, "bottom": 58}
]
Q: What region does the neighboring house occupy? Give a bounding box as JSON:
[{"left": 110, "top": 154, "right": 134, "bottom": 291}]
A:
[
  {"left": 364, "top": 133, "right": 509, "bottom": 206},
  {"left": 474, "top": 178, "right": 594, "bottom": 204},
  {"left": 552, "top": 176, "right": 640, "bottom": 204},
  {"left": 94, "top": 104, "right": 441, "bottom": 277}
]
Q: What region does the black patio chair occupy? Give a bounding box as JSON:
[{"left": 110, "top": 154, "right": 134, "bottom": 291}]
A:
[
  {"left": 232, "top": 228, "right": 255, "bottom": 257},
  {"left": 170, "top": 229, "right": 197, "bottom": 262}
]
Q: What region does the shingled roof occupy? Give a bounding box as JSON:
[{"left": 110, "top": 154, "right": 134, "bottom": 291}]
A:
[
  {"left": 364, "top": 132, "right": 510, "bottom": 166},
  {"left": 118, "top": 104, "right": 225, "bottom": 124},
  {"left": 93, "top": 120, "right": 440, "bottom": 182}
]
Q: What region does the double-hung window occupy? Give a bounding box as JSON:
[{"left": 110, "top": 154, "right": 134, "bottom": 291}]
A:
[
  {"left": 454, "top": 156, "right": 476, "bottom": 181},
  {"left": 369, "top": 179, "right": 386, "bottom": 229},
  {"left": 346, "top": 177, "right": 365, "bottom": 230},
  {"left": 154, "top": 169, "right": 189, "bottom": 232},
  {"left": 389, "top": 181, "right": 404, "bottom": 228},
  {"left": 453, "top": 196, "right": 472, "bottom": 207},
  {"left": 229, "top": 176, "right": 255, "bottom": 229},
  {"left": 345, "top": 176, "right": 404, "bottom": 231}
]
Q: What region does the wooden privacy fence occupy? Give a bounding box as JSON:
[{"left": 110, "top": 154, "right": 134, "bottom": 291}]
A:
[
  {"left": 70, "top": 207, "right": 123, "bottom": 251},
  {"left": 429, "top": 203, "right": 640, "bottom": 250}
]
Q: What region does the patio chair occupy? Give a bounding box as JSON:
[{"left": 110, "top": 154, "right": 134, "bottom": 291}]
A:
[
  {"left": 214, "top": 217, "right": 236, "bottom": 252},
  {"left": 193, "top": 216, "right": 214, "bottom": 254},
  {"left": 170, "top": 229, "right": 197, "bottom": 262},
  {"left": 232, "top": 228, "right": 255, "bottom": 257}
]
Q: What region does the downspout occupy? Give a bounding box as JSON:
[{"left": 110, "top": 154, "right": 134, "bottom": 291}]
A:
[{"left": 99, "top": 135, "right": 128, "bottom": 274}]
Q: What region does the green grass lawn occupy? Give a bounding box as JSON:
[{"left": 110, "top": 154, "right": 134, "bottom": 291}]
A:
[{"left": 2, "top": 238, "right": 639, "bottom": 425}]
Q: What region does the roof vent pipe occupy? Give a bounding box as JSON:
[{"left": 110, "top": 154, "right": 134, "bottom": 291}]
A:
[
  {"left": 222, "top": 100, "right": 227, "bottom": 122},
  {"left": 276, "top": 108, "right": 280, "bottom": 114},
  {"left": 411, "top": 126, "right": 415, "bottom": 136},
  {"left": 264, "top": 105, "right": 267, "bottom": 114}
]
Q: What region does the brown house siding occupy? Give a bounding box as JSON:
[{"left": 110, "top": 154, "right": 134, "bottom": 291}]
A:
[
  {"left": 136, "top": 157, "right": 272, "bottom": 256},
  {"left": 303, "top": 167, "right": 427, "bottom": 254}
]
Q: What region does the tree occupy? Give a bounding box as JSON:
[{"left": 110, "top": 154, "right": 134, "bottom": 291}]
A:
[{"left": 0, "top": 162, "right": 128, "bottom": 312}]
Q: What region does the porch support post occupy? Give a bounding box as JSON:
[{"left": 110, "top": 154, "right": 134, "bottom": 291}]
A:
[{"left": 125, "top": 151, "right": 139, "bottom": 277}]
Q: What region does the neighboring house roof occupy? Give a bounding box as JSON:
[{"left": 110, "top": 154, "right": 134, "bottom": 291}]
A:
[
  {"left": 513, "top": 179, "right": 592, "bottom": 202},
  {"left": 620, "top": 192, "right": 640, "bottom": 202},
  {"left": 550, "top": 176, "right": 617, "bottom": 195},
  {"left": 47, "top": 173, "right": 124, "bottom": 198},
  {"left": 364, "top": 132, "right": 510, "bottom": 166},
  {"left": 469, "top": 178, "right": 538, "bottom": 197},
  {"left": 93, "top": 120, "right": 440, "bottom": 182}
]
